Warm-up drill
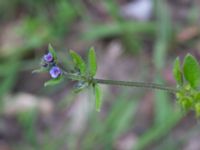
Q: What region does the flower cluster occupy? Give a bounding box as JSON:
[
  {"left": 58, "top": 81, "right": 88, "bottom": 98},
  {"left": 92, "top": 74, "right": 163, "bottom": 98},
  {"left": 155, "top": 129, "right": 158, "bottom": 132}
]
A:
[
  {"left": 34, "top": 45, "right": 102, "bottom": 111},
  {"left": 43, "top": 52, "right": 62, "bottom": 79}
]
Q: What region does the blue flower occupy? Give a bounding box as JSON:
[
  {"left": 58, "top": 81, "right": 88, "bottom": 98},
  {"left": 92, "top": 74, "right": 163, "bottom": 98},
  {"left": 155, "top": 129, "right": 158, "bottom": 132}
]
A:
[
  {"left": 43, "top": 52, "right": 53, "bottom": 62},
  {"left": 50, "top": 66, "right": 62, "bottom": 78}
]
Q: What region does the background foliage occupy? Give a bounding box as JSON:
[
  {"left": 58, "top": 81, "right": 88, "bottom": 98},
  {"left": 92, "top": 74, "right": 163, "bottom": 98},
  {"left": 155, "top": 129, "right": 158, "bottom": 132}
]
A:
[{"left": 0, "top": 0, "right": 200, "bottom": 150}]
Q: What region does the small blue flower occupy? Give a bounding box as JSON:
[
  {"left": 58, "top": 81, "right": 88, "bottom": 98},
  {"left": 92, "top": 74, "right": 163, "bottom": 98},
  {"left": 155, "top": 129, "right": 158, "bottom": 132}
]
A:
[
  {"left": 43, "top": 52, "right": 53, "bottom": 62},
  {"left": 50, "top": 66, "right": 62, "bottom": 78}
]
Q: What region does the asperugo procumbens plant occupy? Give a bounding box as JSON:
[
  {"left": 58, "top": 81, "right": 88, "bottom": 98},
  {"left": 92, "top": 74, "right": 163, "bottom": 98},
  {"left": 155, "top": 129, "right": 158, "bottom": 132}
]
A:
[{"left": 33, "top": 44, "right": 200, "bottom": 115}]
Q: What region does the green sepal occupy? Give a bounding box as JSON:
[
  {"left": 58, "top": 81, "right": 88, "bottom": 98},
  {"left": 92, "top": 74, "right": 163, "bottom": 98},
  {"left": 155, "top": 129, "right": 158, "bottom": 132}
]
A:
[
  {"left": 88, "top": 47, "right": 97, "bottom": 77},
  {"left": 183, "top": 54, "right": 200, "bottom": 88},
  {"left": 69, "top": 50, "right": 86, "bottom": 75},
  {"left": 73, "top": 81, "right": 88, "bottom": 93},
  {"left": 179, "top": 97, "right": 193, "bottom": 111},
  {"left": 94, "top": 84, "right": 102, "bottom": 112},
  {"left": 173, "top": 57, "right": 183, "bottom": 86},
  {"left": 44, "top": 76, "right": 64, "bottom": 87},
  {"left": 48, "top": 44, "right": 57, "bottom": 62},
  {"left": 32, "top": 67, "right": 48, "bottom": 74}
]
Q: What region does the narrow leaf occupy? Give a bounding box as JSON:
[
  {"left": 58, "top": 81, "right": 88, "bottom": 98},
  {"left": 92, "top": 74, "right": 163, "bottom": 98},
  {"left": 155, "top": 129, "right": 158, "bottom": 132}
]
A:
[
  {"left": 183, "top": 54, "right": 200, "bottom": 88},
  {"left": 88, "top": 47, "right": 97, "bottom": 77},
  {"left": 44, "top": 76, "right": 64, "bottom": 87},
  {"left": 32, "top": 65, "right": 49, "bottom": 74},
  {"left": 48, "top": 44, "right": 57, "bottom": 61},
  {"left": 173, "top": 57, "right": 183, "bottom": 86},
  {"left": 94, "top": 84, "right": 102, "bottom": 112},
  {"left": 69, "top": 50, "right": 86, "bottom": 75},
  {"left": 32, "top": 68, "right": 45, "bottom": 74}
]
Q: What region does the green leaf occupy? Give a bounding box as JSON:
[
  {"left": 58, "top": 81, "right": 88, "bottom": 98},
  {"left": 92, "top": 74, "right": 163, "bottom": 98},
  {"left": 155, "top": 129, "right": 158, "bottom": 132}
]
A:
[
  {"left": 69, "top": 50, "right": 86, "bottom": 75},
  {"left": 32, "top": 67, "right": 47, "bottom": 74},
  {"left": 48, "top": 44, "right": 57, "bottom": 62},
  {"left": 88, "top": 47, "right": 97, "bottom": 77},
  {"left": 183, "top": 54, "right": 200, "bottom": 88},
  {"left": 195, "top": 103, "right": 200, "bottom": 117},
  {"left": 44, "top": 76, "right": 64, "bottom": 87},
  {"left": 94, "top": 84, "right": 102, "bottom": 112},
  {"left": 173, "top": 57, "right": 183, "bottom": 86}
]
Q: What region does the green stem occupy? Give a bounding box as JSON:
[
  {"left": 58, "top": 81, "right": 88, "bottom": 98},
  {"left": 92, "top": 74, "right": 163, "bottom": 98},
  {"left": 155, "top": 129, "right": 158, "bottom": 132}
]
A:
[
  {"left": 93, "top": 78, "right": 178, "bottom": 93},
  {"left": 63, "top": 71, "right": 178, "bottom": 93}
]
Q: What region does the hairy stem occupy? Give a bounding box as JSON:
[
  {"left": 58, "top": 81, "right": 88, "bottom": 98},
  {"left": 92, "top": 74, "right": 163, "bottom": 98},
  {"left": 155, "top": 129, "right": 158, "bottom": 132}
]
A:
[
  {"left": 93, "top": 78, "right": 178, "bottom": 93},
  {"left": 63, "top": 71, "right": 178, "bottom": 93}
]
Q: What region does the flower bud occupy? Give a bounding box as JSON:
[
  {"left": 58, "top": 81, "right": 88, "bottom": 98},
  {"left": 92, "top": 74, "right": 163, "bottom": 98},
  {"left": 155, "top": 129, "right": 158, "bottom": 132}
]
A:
[
  {"left": 49, "top": 66, "right": 62, "bottom": 78},
  {"left": 43, "top": 52, "right": 53, "bottom": 62}
]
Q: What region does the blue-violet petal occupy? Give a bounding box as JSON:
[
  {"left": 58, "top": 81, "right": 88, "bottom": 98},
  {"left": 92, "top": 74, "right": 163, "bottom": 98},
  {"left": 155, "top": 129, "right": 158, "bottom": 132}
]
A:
[
  {"left": 50, "top": 66, "right": 62, "bottom": 78},
  {"left": 43, "top": 52, "right": 53, "bottom": 62}
]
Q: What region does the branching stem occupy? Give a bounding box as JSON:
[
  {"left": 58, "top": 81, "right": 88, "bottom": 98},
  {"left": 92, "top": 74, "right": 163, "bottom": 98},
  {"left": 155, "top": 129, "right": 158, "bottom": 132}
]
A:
[{"left": 63, "top": 71, "right": 178, "bottom": 93}]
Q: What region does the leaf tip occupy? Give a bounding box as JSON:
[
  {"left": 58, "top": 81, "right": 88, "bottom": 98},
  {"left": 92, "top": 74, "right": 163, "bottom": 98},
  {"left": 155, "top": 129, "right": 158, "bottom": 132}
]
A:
[
  {"left": 48, "top": 43, "right": 53, "bottom": 49},
  {"left": 69, "top": 49, "right": 73, "bottom": 54}
]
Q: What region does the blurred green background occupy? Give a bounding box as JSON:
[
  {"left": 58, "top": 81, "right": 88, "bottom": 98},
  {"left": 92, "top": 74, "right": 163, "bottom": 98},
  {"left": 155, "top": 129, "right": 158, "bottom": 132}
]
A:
[{"left": 0, "top": 0, "right": 200, "bottom": 150}]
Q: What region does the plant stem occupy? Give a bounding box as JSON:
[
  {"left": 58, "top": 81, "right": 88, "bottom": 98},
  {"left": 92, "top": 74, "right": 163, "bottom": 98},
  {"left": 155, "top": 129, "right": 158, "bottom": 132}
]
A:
[
  {"left": 93, "top": 78, "right": 178, "bottom": 93},
  {"left": 63, "top": 71, "right": 178, "bottom": 93}
]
